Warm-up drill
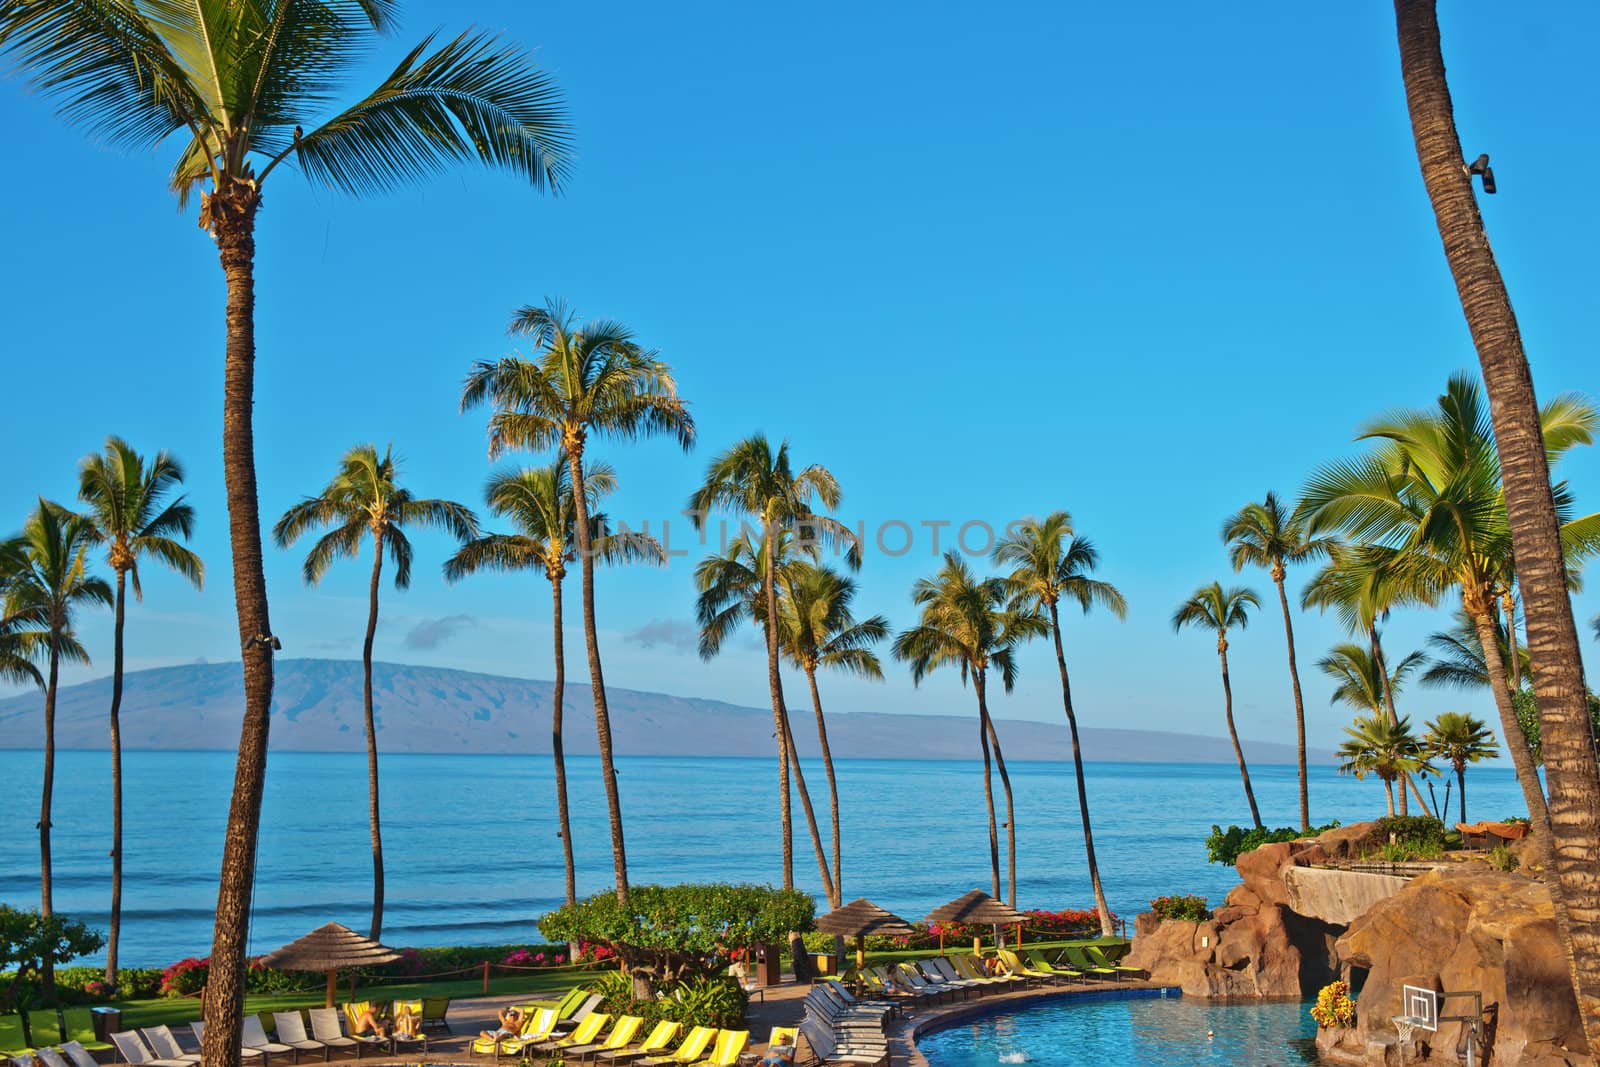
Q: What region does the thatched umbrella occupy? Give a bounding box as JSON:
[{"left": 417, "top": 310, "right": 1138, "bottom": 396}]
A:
[
  {"left": 259, "top": 922, "right": 403, "bottom": 1006},
  {"left": 815, "top": 899, "right": 916, "bottom": 969},
  {"left": 926, "top": 890, "right": 1027, "bottom": 952}
]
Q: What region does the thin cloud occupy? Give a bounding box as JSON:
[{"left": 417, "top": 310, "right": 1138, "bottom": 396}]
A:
[
  {"left": 404, "top": 614, "right": 477, "bottom": 650},
  {"left": 625, "top": 618, "right": 700, "bottom": 652}
]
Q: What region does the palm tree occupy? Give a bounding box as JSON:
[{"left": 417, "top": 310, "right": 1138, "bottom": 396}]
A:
[
  {"left": 1392, "top": 2, "right": 1600, "bottom": 1035},
  {"left": 688, "top": 435, "right": 856, "bottom": 897},
  {"left": 1337, "top": 714, "right": 1432, "bottom": 818},
  {"left": 1223, "top": 493, "right": 1331, "bottom": 832},
  {"left": 0, "top": 5, "right": 569, "bottom": 1056},
  {"left": 1317, "top": 641, "right": 1424, "bottom": 718},
  {"left": 4, "top": 502, "right": 112, "bottom": 998},
  {"left": 0, "top": 541, "right": 46, "bottom": 689},
  {"left": 1421, "top": 610, "right": 1528, "bottom": 692},
  {"left": 272, "top": 444, "right": 478, "bottom": 939},
  {"left": 443, "top": 457, "right": 663, "bottom": 906},
  {"left": 77, "top": 437, "right": 204, "bottom": 989},
  {"left": 893, "top": 551, "right": 1047, "bottom": 905},
  {"left": 1300, "top": 373, "right": 1599, "bottom": 845},
  {"left": 774, "top": 560, "right": 888, "bottom": 907},
  {"left": 462, "top": 300, "right": 693, "bottom": 906},
  {"left": 1172, "top": 583, "right": 1263, "bottom": 829},
  {"left": 1424, "top": 713, "right": 1497, "bottom": 824},
  {"left": 993, "top": 512, "right": 1125, "bottom": 936}
]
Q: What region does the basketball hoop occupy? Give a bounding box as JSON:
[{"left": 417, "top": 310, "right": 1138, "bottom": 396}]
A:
[{"left": 1392, "top": 1016, "right": 1420, "bottom": 1045}]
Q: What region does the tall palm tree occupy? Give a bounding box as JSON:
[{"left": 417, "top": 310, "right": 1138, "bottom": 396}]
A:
[
  {"left": 442, "top": 457, "right": 663, "bottom": 907},
  {"left": 1336, "top": 714, "right": 1432, "bottom": 818},
  {"left": 462, "top": 301, "right": 693, "bottom": 906},
  {"left": 774, "top": 560, "right": 888, "bottom": 906},
  {"left": 77, "top": 437, "right": 204, "bottom": 989},
  {"left": 0, "top": 541, "right": 46, "bottom": 690},
  {"left": 1173, "top": 583, "right": 1263, "bottom": 830},
  {"left": 1300, "top": 373, "right": 1599, "bottom": 845},
  {"left": 688, "top": 435, "right": 856, "bottom": 896},
  {"left": 272, "top": 444, "right": 478, "bottom": 939},
  {"left": 1392, "top": 2, "right": 1600, "bottom": 1035},
  {"left": 1222, "top": 493, "right": 1331, "bottom": 832},
  {"left": 893, "top": 551, "right": 1047, "bottom": 906},
  {"left": 1424, "top": 712, "right": 1497, "bottom": 824},
  {"left": 1421, "top": 610, "right": 1528, "bottom": 692},
  {"left": 4, "top": 502, "right": 112, "bottom": 998},
  {"left": 993, "top": 512, "right": 1125, "bottom": 937},
  {"left": 1317, "top": 641, "right": 1424, "bottom": 719},
  {"left": 0, "top": 5, "right": 569, "bottom": 1057}
]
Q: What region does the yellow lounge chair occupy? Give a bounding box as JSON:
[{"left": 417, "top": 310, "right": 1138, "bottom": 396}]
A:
[
  {"left": 594, "top": 1020, "right": 680, "bottom": 1065},
  {"left": 564, "top": 1015, "right": 642, "bottom": 1063},
  {"left": 471, "top": 1007, "right": 556, "bottom": 1062},
  {"left": 636, "top": 1026, "right": 716, "bottom": 1067},
  {"left": 693, "top": 1030, "right": 748, "bottom": 1067},
  {"left": 763, "top": 1027, "right": 798, "bottom": 1065},
  {"left": 529, "top": 1013, "right": 610, "bottom": 1057}
]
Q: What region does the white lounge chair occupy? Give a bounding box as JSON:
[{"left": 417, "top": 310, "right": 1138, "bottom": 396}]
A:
[
  {"left": 139, "top": 1027, "right": 200, "bottom": 1065},
  {"left": 189, "top": 1022, "right": 266, "bottom": 1062},
  {"left": 37, "top": 1048, "right": 72, "bottom": 1067},
  {"left": 306, "top": 1011, "right": 362, "bottom": 1061},
  {"left": 271, "top": 1014, "right": 328, "bottom": 1062},
  {"left": 61, "top": 1041, "right": 105, "bottom": 1067},
  {"left": 110, "top": 1031, "right": 187, "bottom": 1067},
  {"left": 240, "top": 1018, "right": 295, "bottom": 1063}
]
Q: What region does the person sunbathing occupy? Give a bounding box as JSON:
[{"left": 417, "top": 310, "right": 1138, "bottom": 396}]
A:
[
  {"left": 479, "top": 1007, "right": 523, "bottom": 1042},
  {"left": 350, "top": 1009, "right": 389, "bottom": 1040},
  {"left": 393, "top": 1005, "right": 418, "bottom": 1039}
]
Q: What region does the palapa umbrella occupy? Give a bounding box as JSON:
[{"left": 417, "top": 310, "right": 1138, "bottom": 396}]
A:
[
  {"left": 815, "top": 898, "right": 916, "bottom": 969},
  {"left": 925, "top": 890, "right": 1027, "bottom": 953},
  {"left": 260, "top": 922, "right": 403, "bottom": 1006}
]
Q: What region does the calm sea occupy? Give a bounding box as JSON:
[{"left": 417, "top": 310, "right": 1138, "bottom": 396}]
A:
[{"left": 0, "top": 750, "right": 1527, "bottom": 967}]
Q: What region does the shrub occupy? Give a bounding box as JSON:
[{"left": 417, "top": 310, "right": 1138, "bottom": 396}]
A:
[
  {"left": 1205, "top": 822, "right": 1341, "bottom": 866},
  {"left": 1149, "top": 895, "right": 1210, "bottom": 922},
  {"left": 1374, "top": 815, "right": 1445, "bottom": 855},
  {"left": 594, "top": 971, "right": 747, "bottom": 1030},
  {"left": 1310, "top": 980, "right": 1356, "bottom": 1028},
  {"left": 1488, "top": 843, "right": 1518, "bottom": 872}
]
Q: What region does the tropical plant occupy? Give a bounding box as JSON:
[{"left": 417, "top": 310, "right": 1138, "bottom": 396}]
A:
[
  {"left": 76, "top": 437, "right": 203, "bottom": 990},
  {"left": 462, "top": 299, "right": 694, "bottom": 906},
  {"left": 892, "top": 551, "right": 1047, "bottom": 905},
  {"left": 4, "top": 502, "right": 112, "bottom": 999},
  {"left": 1300, "top": 372, "right": 1599, "bottom": 845},
  {"left": 1317, "top": 641, "right": 1423, "bottom": 717},
  {"left": 687, "top": 435, "right": 855, "bottom": 900},
  {"left": 272, "top": 443, "right": 478, "bottom": 938},
  {"left": 1423, "top": 713, "right": 1497, "bottom": 824},
  {"left": 1172, "top": 582, "right": 1264, "bottom": 829},
  {"left": 1148, "top": 895, "right": 1210, "bottom": 923},
  {"left": 1421, "top": 609, "right": 1529, "bottom": 692},
  {"left": 1311, "top": 980, "right": 1356, "bottom": 1029},
  {"left": 0, "top": 906, "right": 105, "bottom": 1013},
  {"left": 443, "top": 456, "right": 663, "bottom": 906},
  {"left": 993, "top": 512, "right": 1126, "bottom": 936},
  {"left": 773, "top": 560, "right": 887, "bottom": 908},
  {"left": 1392, "top": 2, "right": 1600, "bottom": 1036},
  {"left": 1336, "top": 714, "right": 1433, "bottom": 818},
  {"left": 0, "top": 3, "right": 571, "bottom": 1056},
  {"left": 1204, "top": 821, "right": 1339, "bottom": 866},
  {"left": 1222, "top": 492, "right": 1332, "bottom": 832},
  {"left": 0, "top": 541, "right": 45, "bottom": 689}
]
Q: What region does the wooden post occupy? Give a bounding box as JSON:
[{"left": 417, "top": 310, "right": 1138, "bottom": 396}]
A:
[
  {"left": 325, "top": 970, "right": 336, "bottom": 1008},
  {"left": 482, "top": 960, "right": 490, "bottom": 994}
]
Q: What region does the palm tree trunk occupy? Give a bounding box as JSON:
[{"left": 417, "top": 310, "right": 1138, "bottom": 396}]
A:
[
  {"left": 762, "top": 526, "right": 794, "bottom": 889},
  {"left": 1471, "top": 608, "right": 1552, "bottom": 843},
  {"left": 779, "top": 700, "right": 836, "bottom": 904},
  {"left": 1384, "top": 778, "right": 1396, "bottom": 819},
  {"left": 1047, "top": 603, "right": 1114, "bottom": 937},
  {"left": 974, "top": 669, "right": 1001, "bottom": 899},
  {"left": 1394, "top": 2, "right": 1600, "bottom": 1041},
  {"left": 1219, "top": 643, "right": 1263, "bottom": 829},
  {"left": 550, "top": 575, "right": 576, "bottom": 907},
  {"left": 1273, "top": 575, "right": 1311, "bottom": 832},
  {"left": 1503, "top": 590, "right": 1522, "bottom": 691},
  {"left": 106, "top": 568, "right": 127, "bottom": 990},
  {"left": 1371, "top": 629, "right": 1424, "bottom": 816},
  {"left": 39, "top": 632, "right": 59, "bottom": 1000},
  {"left": 362, "top": 533, "right": 386, "bottom": 940},
  {"left": 1457, "top": 764, "right": 1467, "bottom": 825},
  {"left": 204, "top": 190, "right": 277, "bottom": 1067},
  {"left": 981, "top": 707, "right": 1017, "bottom": 909},
  {"left": 803, "top": 667, "right": 842, "bottom": 905},
  {"left": 565, "top": 448, "right": 628, "bottom": 905}
]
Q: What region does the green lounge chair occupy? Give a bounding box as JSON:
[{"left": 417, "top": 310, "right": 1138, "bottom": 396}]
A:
[
  {"left": 1025, "top": 949, "right": 1082, "bottom": 982},
  {"left": 419, "top": 998, "right": 451, "bottom": 1034},
  {"left": 62, "top": 1010, "right": 113, "bottom": 1053},
  {"left": 1060, "top": 945, "right": 1117, "bottom": 980},
  {"left": 1085, "top": 945, "right": 1145, "bottom": 979},
  {"left": 25, "top": 1012, "right": 61, "bottom": 1050},
  {"left": 1, "top": 1015, "right": 34, "bottom": 1059},
  {"left": 522, "top": 987, "right": 586, "bottom": 1018}
]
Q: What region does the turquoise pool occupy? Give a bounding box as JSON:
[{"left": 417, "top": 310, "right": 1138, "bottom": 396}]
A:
[{"left": 917, "top": 990, "right": 1319, "bottom": 1066}]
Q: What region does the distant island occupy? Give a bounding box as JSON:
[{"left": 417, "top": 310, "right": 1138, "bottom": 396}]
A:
[{"left": 0, "top": 658, "right": 1328, "bottom": 764}]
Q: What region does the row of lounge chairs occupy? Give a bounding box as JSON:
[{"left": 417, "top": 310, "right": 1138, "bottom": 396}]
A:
[
  {"left": 472, "top": 1012, "right": 749, "bottom": 1067},
  {"left": 801, "top": 981, "right": 892, "bottom": 1067}
]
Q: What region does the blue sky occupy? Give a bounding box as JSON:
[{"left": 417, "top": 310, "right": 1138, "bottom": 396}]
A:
[{"left": 2, "top": 2, "right": 1597, "bottom": 755}]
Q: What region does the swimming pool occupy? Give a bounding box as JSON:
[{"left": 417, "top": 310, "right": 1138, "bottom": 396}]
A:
[{"left": 916, "top": 990, "right": 1319, "bottom": 1066}]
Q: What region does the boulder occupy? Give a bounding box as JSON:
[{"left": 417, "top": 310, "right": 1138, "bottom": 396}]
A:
[
  {"left": 1123, "top": 903, "right": 1337, "bottom": 999},
  {"left": 1320, "top": 868, "right": 1588, "bottom": 1067}
]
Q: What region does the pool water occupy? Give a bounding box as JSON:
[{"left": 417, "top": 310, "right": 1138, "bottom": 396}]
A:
[{"left": 917, "top": 991, "right": 1320, "bottom": 1067}]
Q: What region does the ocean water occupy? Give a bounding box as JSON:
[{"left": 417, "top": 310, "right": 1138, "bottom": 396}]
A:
[{"left": 0, "top": 749, "right": 1528, "bottom": 966}]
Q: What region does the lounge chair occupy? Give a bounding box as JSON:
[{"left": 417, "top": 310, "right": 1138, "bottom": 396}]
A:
[
  {"left": 35, "top": 1048, "right": 70, "bottom": 1067},
  {"left": 141, "top": 1026, "right": 200, "bottom": 1065},
  {"left": 821, "top": 981, "right": 898, "bottom": 1021},
  {"left": 1060, "top": 945, "right": 1117, "bottom": 981},
  {"left": 635, "top": 1026, "right": 716, "bottom": 1067},
  {"left": 272, "top": 1013, "right": 328, "bottom": 1062},
  {"left": 912, "top": 960, "right": 978, "bottom": 999},
  {"left": 998, "top": 949, "right": 1062, "bottom": 986},
  {"left": 692, "top": 1030, "right": 747, "bottom": 1067},
  {"left": 241, "top": 1017, "right": 296, "bottom": 1063},
  {"left": 522, "top": 987, "right": 586, "bottom": 1018},
  {"left": 10, "top": 1056, "right": 34, "bottom": 1067},
  {"left": 110, "top": 1031, "right": 188, "bottom": 1067},
  {"left": 25, "top": 1013, "right": 61, "bottom": 1050},
  {"left": 802, "top": 988, "right": 887, "bottom": 1033},
  {"left": 419, "top": 998, "right": 451, "bottom": 1035},
  {"left": 554, "top": 994, "right": 604, "bottom": 1034},
  {"left": 61, "top": 1011, "right": 112, "bottom": 1054},
  {"left": 859, "top": 967, "right": 928, "bottom": 1008},
  {"left": 950, "top": 954, "right": 1025, "bottom": 991},
  {"left": 306, "top": 1010, "right": 362, "bottom": 1061},
  {"left": 761, "top": 1027, "right": 798, "bottom": 1066},
  {"left": 563, "top": 1015, "right": 642, "bottom": 1063},
  {"left": 189, "top": 1022, "right": 266, "bottom": 1063},
  {"left": 1084, "top": 945, "right": 1145, "bottom": 979},
  {"left": 63, "top": 1041, "right": 111, "bottom": 1067},
  {"left": 593, "top": 1020, "right": 680, "bottom": 1065},
  {"left": 1024, "top": 949, "right": 1082, "bottom": 983},
  {"left": 388, "top": 1001, "right": 426, "bottom": 1057},
  {"left": 334, "top": 1005, "right": 386, "bottom": 1057},
  {"left": 797, "top": 1021, "right": 886, "bottom": 1067},
  {"left": 890, "top": 964, "right": 955, "bottom": 1004},
  {"left": 529, "top": 1013, "right": 609, "bottom": 1057},
  {"left": 471, "top": 1008, "right": 557, "bottom": 1062}
]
